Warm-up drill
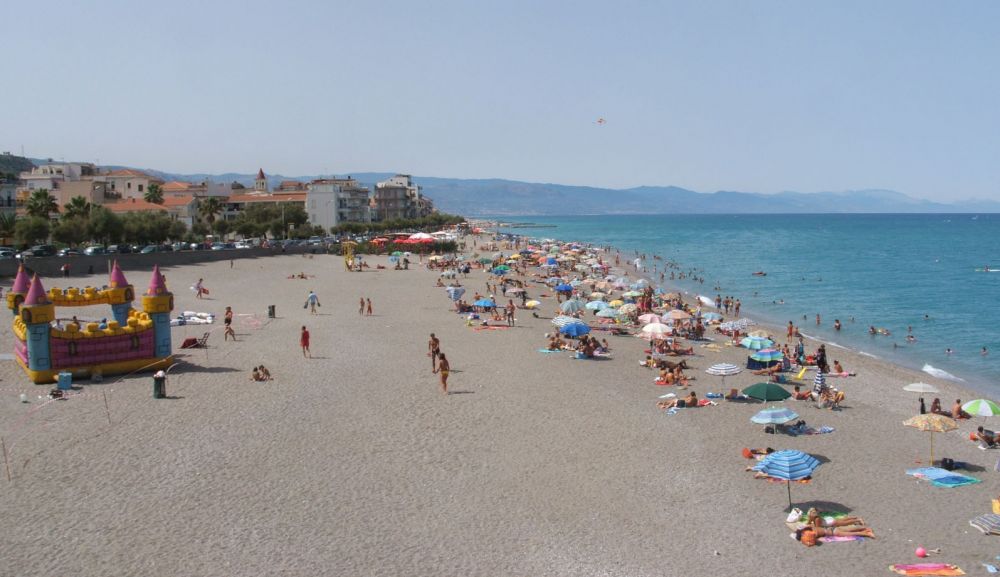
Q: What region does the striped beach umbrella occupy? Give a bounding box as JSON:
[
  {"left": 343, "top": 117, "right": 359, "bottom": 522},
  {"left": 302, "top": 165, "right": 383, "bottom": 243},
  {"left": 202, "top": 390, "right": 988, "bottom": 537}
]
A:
[
  {"left": 551, "top": 315, "right": 579, "bottom": 327},
  {"left": 751, "top": 348, "right": 784, "bottom": 363},
  {"left": 740, "top": 336, "right": 774, "bottom": 350},
  {"left": 752, "top": 450, "right": 821, "bottom": 507},
  {"left": 445, "top": 286, "right": 466, "bottom": 301},
  {"left": 751, "top": 407, "right": 799, "bottom": 425},
  {"left": 706, "top": 363, "right": 743, "bottom": 387},
  {"left": 962, "top": 399, "right": 1000, "bottom": 417},
  {"left": 560, "top": 299, "right": 585, "bottom": 314}
]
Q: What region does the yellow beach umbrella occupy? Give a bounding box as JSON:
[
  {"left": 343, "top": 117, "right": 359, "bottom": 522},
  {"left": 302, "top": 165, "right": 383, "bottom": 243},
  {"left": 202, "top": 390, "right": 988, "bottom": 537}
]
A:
[
  {"left": 609, "top": 299, "right": 624, "bottom": 308},
  {"left": 903, "top": 414, "right": 958, "bottom": 465},
  {"left": 524, "top": 300, "right": 541, "bottom": 309}
]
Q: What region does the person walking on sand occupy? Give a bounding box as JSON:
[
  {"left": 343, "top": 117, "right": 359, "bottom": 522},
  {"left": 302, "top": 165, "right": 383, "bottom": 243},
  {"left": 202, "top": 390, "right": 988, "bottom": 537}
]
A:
[
  {"left": 300, "top": 326, "right": 311, "bottom": 358},
  {"left": 429, "top": 333, "right": 441, "bottom": 371},
  {"left": 437, "top": 352, "right": 450, "bottom": 394},
  {"left": 194, "top": 278, "right": 206, "bottom": 299},
  {"left": 305, "top": 290, "right": 321, "bottom": 314},
  {"left": 224, "top": 306, "right": 235, "bottom": 341},
  {"left": 359, "top": 297, "right": 365, "bottom": 316},
  {"left": 366, "top": 298, "right": 373, "bottom": 316}
]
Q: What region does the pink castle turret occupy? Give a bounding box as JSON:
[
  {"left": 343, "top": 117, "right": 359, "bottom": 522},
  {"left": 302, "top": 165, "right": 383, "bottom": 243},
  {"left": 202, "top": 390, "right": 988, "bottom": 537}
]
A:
[
  {"left": 146, "top": 265, "right": 167, "bottom": 296},
  {"left": 11, "top": 265, "right": 29, "bottom": 295},
  {"left": 109, "top": 261, "right": 130, "bottom": 289},
  {"left": 23, "top": 275, "right": 48, "bottom": 306}
]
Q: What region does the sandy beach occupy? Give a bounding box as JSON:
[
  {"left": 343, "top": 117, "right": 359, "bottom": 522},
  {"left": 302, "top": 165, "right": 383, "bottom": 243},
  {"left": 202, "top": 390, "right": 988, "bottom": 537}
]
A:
[{"left": 0, "top": 240, "right": 997, "bottom": 576}]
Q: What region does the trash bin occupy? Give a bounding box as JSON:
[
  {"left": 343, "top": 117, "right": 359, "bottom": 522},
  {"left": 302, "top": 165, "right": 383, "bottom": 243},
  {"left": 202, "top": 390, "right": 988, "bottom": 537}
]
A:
[
  {"left": 267, "top": 304, "right": 276, "bottom": 318},
  {"left": 57, "top": 372, "right": 73, "bottom": 391},
  {"left": 153, "top": 374, "right": 166, "bottom": 399}
]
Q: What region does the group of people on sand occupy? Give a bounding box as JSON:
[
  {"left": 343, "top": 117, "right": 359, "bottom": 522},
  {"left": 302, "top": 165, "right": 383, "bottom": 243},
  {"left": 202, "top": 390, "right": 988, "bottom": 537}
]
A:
[
  {"left": 250, "top": 365, "right": 273, "bottom": 381},
  {"left": 793, "top": 507, "right": 875, "bottom": 544},
  {"left": 922, "top": 397, "right": 973, "bottom": 420},
  {"left": 428, "top": 333, "right": 450, "bottom": 394},
  {"left": 544, "top": 333, "right": 610, "bottom": 358}
]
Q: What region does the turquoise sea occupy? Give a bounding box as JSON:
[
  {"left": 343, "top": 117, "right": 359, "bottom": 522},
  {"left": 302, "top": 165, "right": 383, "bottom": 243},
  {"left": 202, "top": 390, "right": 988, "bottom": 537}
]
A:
[{"left": 497, "top": 214, "right": 1000, "bottom": 394}]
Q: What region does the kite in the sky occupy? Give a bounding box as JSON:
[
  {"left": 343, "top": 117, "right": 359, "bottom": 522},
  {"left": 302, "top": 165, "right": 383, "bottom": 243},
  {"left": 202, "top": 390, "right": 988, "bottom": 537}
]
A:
[{"left": 596, "top": 118, "right": 606, "bottom": 125}]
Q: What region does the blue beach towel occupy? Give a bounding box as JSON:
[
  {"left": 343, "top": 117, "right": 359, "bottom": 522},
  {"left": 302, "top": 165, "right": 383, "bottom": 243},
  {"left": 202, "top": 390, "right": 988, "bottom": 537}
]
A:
[
  {"left": 906, "top": 467, "right": 981, "bottom": 488},
  {"left": 537, "top": 349, "right": 563, "bottom": 354}
]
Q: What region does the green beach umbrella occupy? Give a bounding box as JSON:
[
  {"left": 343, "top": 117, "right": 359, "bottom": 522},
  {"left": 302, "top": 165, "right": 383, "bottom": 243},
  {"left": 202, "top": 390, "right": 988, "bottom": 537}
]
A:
[
  {"left": 742, "top": 382, "right": 792, "bottom": 402},
  {"left": 962, "top": 399, "right": 1000, "bottom": 417}
]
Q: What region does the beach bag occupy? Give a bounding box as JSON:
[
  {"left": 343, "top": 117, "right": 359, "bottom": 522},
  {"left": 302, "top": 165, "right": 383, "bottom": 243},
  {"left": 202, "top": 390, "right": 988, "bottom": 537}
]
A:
[
  {"left": 941, "top": 457, "right": 956, "bottom": 471},
  {"left": 786, "top": 508, "right": 803, "bottom": 523},
  {"left": 303, "top": 302, "right": 308, "bottom": 309}
]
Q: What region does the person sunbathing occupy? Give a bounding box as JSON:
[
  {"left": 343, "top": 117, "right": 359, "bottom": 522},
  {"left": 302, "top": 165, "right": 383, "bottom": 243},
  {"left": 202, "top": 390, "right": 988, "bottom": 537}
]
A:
[
  {"left": 657, "top": 391, "right": 697, "bottom": 409},
  {"left": 752, "top": 364, "right": 783, "bottom": 376},
  {"left": 258, "top": 365, "right": 272, "bottom": 381},
  {"left": 791, "top": 385, "right": 812, "bottom": 401},
  {"left": 976, "top": 426, "right": 997, "bottom": 448},
  {"left": 952, "top": 399, "right": 972, "bottom": 419},
  {"left": 795, "top": 525, "right": 875, "bottom": 541},
  {"left": 251, "top": 367, "right": 265, "bottom": 382},
  {"left": 806, "top": 508, "right": 865, "bottom": 528}
]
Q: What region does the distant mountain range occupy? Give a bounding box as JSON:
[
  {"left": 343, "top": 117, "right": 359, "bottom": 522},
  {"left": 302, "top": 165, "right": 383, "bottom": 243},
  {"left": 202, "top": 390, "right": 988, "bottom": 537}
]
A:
[{"left": 25, "top": 157, "right": 1000, "bottom": 215}]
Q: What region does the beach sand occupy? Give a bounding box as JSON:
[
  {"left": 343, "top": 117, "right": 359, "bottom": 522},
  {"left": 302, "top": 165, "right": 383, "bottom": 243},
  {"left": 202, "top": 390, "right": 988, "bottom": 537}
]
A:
[{"left": 0, "top": 243, "right": 996, "bottom": 576}]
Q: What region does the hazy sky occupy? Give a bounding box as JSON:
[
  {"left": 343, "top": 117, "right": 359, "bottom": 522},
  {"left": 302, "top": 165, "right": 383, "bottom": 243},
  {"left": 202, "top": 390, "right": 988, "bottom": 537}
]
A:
[{"left": 3, "top": 0, "right": 998, "bottom": 201}]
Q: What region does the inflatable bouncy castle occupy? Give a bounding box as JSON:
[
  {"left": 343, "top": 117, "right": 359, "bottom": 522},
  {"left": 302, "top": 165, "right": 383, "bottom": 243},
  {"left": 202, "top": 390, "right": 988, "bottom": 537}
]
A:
[{"left": 8, "top": 262, "right": 174, "bottom": 384}]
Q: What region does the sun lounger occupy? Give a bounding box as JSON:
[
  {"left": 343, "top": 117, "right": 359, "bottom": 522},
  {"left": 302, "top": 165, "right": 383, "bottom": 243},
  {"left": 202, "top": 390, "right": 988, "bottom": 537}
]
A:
[{"left": 180, "top": 332, "right": 210, "bottom": 349}]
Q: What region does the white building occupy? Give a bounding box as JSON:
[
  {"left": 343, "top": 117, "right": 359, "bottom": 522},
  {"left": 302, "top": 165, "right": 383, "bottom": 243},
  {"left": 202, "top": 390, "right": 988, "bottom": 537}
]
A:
[{"left": 305, "top": 177, "right": 371, "bottom": 231}]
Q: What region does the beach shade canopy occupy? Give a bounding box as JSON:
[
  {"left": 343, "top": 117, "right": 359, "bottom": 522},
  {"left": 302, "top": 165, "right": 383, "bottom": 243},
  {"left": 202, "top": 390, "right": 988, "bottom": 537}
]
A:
[
  {"left": 618, "top": 303, "right": 638, "bottom": 315},
  {"left": 559, "top": 322, "right": 591, "bottom": 337},
  {"left": 504, "top": 287, "right": 525, "bottom": 296},
  {"left": 903, "top": 414, "right": 958, "bottom": 465},
  {"left": 751, "top": 348, "right": 784, "bottom": 362},
  {"left": 903, "top": 382, "right": 940, "bottom": 394},
  {"left": 740, "top": 336, "right": 774, "bottom": 350},
  {"left": 445, "top": 286, "right": 466, "bottom": 300},
  {"left": 752, "top": 450, "right": 821, "bottom": 507},
  {"left": 554, "top": 283, "right": 573, "bottom": 293},
  {"left": 706, "top": 363, "right": 743, "bottom": 376},
  {"left": 666, "top": 309, "right": 693, "bottom": 321},
  {"left": 751, "top": 407, "right": 799, "bottom": 425},
  {"left": 639, "top": 323, "right": 672, "bottom": 339},
  {"left": 560, "top": 299, "right": 585, "bottom": 314},
  {"left": 586, "top": 300, "right": 609, "bottom": 311},
  {"left": 608, "top": 299, "right": 625, "bottom": 308},
  {"left": 551, "top": 315, "right": 581, "bottom": 327},
  {"left": 588, "top": 292, "right": 606, "bottom": 300},
  {"left": 638, "top": 313, "right": 663, "bottom": 325},
  {"left": 743, "top": 382, "right": 792, "bottom": 402},
  {"left": 962, "top": 399, "right": 1000, "bottom": 417},
  {"left": 701, "top": 312, "right": 723, "bottom": 321},
  {"left": 473, "top": 298, "right": 496, "bottom": 308},
  {"left": 622, "top": 290, "right": 643, "bottom": 298},
  {"left": 524, "top": 300, "right": 541, "bottom": 309},
  {"left": 596, "top": 308, "right": 620, "bottom": 318},
  {"left": 970, "top": 513, "right": 1000, "bottom": 535},
  {"left": 492, "top": 264, "right": 510, "bottom": 272},
  {"left": 477, "top": 257, "right": 493, "bottom": 264}
]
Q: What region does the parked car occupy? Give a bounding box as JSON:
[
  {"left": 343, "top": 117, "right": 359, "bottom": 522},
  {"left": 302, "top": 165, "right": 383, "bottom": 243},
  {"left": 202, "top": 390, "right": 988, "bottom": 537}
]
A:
[
  {"left": 210, "top": 242, "right": 226, "bottom": 251},
  {"left": 17, "top": 245, "right": 57, "bottom": 258},
  {"left": 0, "top": 249, "right": 16, "bottom": 259},
  {"left": 234, "top": 241, "right": 251, "bottom": 249},
  {"left": 83, "top": 246, "right": 107, "bottom": 256},
  {"left": 58, "top": 248, "right": 81, "bottom": 257},
  {"left": 140, "top": 245, "right": 159, "bottom": 254},
  {"left": 171, "top": 242, "right": 188, "bottom": 251}
]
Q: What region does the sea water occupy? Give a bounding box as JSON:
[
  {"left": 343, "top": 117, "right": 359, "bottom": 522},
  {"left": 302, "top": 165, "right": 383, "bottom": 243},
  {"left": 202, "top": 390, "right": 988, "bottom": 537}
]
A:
[{"left": 496, "top": 214, "right": 1000, "bottom": 394}]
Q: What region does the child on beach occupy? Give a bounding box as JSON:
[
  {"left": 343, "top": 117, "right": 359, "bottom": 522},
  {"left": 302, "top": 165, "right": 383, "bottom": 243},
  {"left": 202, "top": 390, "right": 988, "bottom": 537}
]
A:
[
  {"left": 224, "top": 306, "right": 235, "bottom": 341},
  {"left": 300, "top": 326, "right": 311, "bottom": 358}
]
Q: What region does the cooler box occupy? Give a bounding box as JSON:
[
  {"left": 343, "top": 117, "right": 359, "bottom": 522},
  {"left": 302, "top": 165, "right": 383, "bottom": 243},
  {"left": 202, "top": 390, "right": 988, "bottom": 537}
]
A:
[{"left": 57, "top": 372, "right": 73, "bottom": 390}]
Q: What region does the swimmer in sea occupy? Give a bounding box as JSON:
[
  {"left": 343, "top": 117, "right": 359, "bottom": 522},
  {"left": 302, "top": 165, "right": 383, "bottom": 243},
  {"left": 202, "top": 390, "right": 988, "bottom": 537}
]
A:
[
  {"left": 945, "top": 348, "right": 953, "bottom": 355},
  {"left": 833, "top": 319, "right": 841, "bottom": 331},
  {"left": 906, "top": 335, "right": 916, "bottom": 343},
  {"left": 983, "top": 347, "right": 989, "bottom": 356}
]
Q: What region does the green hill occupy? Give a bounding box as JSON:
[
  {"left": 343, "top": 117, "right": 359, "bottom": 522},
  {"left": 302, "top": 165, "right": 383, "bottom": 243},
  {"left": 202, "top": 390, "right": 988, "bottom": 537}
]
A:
[{"left": 0, "top": 153, "right": 34, "bottom": 180}]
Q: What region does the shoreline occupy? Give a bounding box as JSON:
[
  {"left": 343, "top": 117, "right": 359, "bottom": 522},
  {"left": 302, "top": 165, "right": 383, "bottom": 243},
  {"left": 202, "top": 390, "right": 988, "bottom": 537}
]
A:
[{"left": 480, "top": 218, "right": 992, "bottom": 396}]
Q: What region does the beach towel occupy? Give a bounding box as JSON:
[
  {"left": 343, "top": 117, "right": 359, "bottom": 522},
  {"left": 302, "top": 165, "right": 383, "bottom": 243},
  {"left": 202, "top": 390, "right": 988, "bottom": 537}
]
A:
[
  {"left": 785, "top": 425, "right": 835, "bottom": 436},
  {"left": 906, "top": 467, "right": 981, "bottom": 488},
  {"left": 819, "top": 535, "right": 864, "bottom": 543},
  {"left": 537, "top": 349, "right": 562, "bottom": 354},
  {"left": 889, "top": 563, "right": 965, "bottom": 576}
]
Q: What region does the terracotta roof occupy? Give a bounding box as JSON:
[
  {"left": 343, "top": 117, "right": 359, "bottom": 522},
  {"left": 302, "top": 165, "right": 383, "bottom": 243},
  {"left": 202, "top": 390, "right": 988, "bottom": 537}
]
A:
[
  {"left": 105, "top": 168, "right": 152, "bottom": 178},
  {"left": 103, "top": 199, "right": 168, "bottom": 213},
  {"left": 228, "top": 193, "right": 306, "bottom": 203},
  {"left": 161, "top": 195, "right": 197, "bottom": 207},
  {"left": 162, "top": 181, "right": 194, "bottom": 192}
]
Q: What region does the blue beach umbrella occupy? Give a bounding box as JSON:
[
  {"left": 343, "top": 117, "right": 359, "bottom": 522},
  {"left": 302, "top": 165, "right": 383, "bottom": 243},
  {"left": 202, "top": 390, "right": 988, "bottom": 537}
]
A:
[
  {"left": 491, "top": 268, "right": 508, "bottom": 275},
  {"left": 559, "top": 322, "right": 591, "bottom": 337},
  {"left": 740, "top": 336, "right": 774, "bottom": 350},
  {"left": 546, "top": 257, "right": 558, "bottom": 265},
  {"left": 554, "top": 283, "right": 573, "bottom": 293},
  {"left": 473, "top": 298, "right": 496, "bottom": 308},
  {"left": 751, "top": 407, "right": 799, "bottom": 425},
  {"left": 586, "top": 300, "right": 609, "bottom": 311},
  {"left": 752, "top": 450, "right": 821, "bottom": 508},
  {"left": 445, "top": 286, "right": 465, "bottom": 301},
  {"left": 751, "top": 348, "right": 784, "bottom": 363},
  {"left": 560, "top": 299, "right": 585, "bottom": 314},
  {"left": 596, "top": 308, "right": 619, "bottom": 318}
]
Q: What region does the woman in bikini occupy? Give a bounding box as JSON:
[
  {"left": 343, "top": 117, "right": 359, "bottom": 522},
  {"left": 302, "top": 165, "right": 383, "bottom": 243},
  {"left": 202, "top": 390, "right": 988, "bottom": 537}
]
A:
[
  {"left": 437, "top": 353, "right": 450, "bottom": 394},
  {"left": 806, "top": 508, "right": 866, "bottom": 529}
]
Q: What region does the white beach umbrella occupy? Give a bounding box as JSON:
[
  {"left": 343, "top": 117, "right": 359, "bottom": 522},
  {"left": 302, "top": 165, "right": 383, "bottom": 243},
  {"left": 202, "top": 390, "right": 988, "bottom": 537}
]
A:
[{"left": 903, "top": 382, "right": 940, "bottom": 394}]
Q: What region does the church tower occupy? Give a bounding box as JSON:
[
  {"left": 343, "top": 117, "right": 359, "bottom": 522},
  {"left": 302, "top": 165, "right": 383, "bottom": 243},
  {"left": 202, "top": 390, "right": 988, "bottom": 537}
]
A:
[{"left": 254, "top": 168, "right": 268, "bottom": 194}]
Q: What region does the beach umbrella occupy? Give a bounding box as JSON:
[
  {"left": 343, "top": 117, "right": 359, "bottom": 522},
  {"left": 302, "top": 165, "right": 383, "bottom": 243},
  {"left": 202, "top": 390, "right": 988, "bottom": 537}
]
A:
[
  {"left": 902, "top": 382, "right": 940, "bottom": 394},
  {"left": 586, "top": 300, "right": 609, "bottom": 311},
  {"left": 639, "top": 323, "right": 672, "bottom": 339},
  {"left": 473, "top": 298, "right": 496, "bottom": 309},
  {"left": 638, "top": 313, "right": 663, "bottom": 325},
  {"left": 751, "top": 407, "right": 799, "bottom": 425},
  {"left": 493, "top": 265, "right": 510, "bottom": 272},
  {"left": 619, "top": 303, "right": 638, "bottom": 315},
  {"left": 752, "top": 450, "right": 821, "bottom": 508},
  {"left": 961, "top": 399, "right": 1000, "bottom": 417},
  {"left": 445, "top": 286, "right": 466, "bottom": 301},
  {"left": 903, "top": 414, "right": 958, "bottom": 465},
  {"left": 969, "top": 514, "right": 1000, "bottom": 535},
  {"left": 524, "top": 300, "right": 541, "bottom": 309},
  {"left": 569, "top": 279, "right": 584, "bottom": 287},
  {"left": 608, "top": 299, "right": 624, "bottom": 308},
  {"left": 390, "top": 250, "right": 403, "bottom": 257},
  {"left": 588, "top": 291, "right": 606, "bottom": 300},
  {"left": 740, "top": 336, "right": 774, "bottom": 350},
  {"left": 751, "top": 348, "right": 784, "bottom": 363},
  {"left": 559, "top": 322, "right": 591, "bottom": 337},
  {"left": 507, "top": 254, "right": 521, "bottom": 260},
  {"left": 743, "top": 382, "right": 792, "bottom": 402},
  {"left": 504, "top": 288, "right": 525, "bottom": 297},
  {"left": 477, "top": 257, "right": 493, "bottom": 264},
  {"left": 666, "top": 310, "right": 693, "bottom": 321},
  {"left": 554, "top": 283, "right": 573, "bottom": 293},
  {"left": 551, "top": 315, "right": 580, "bottom": 327},
  {"left": 622, "top": 290, "right": 643, "bottom": 298},
  {"left": 560, "top": 299, "right": 585, "bottom": 314},
  {"left": 701, "top": 312, "right": 723, "bottom": 321},
  {"left": 706, "top": 363, "right": 743, "bottom": 387},
  {"left": 491, "top": 268, "right": 508, "bottom": 276},
  {"left": 427, "top": 255, "right": 444, "bottom": 261},
  {"left": 596, "top": 308, "right": 619, "bottom": 318}
]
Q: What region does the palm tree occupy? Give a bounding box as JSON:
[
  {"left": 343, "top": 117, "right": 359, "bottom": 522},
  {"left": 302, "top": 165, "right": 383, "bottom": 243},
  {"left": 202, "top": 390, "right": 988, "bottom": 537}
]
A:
[
  {"left": 0, "top": 212, "right": 15, "bottom": 245},
  {"left": 199, "top": 196, "right": 224, "bottom": 225},
  {"left": 63, "top": 195, "right": 92, "bottom": 220},
  {"left": 25, "top": 189, "right": 59, "bottom": 219},
  {"left": 144, "top": 183, "right": 164, "bottom": 204}
]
